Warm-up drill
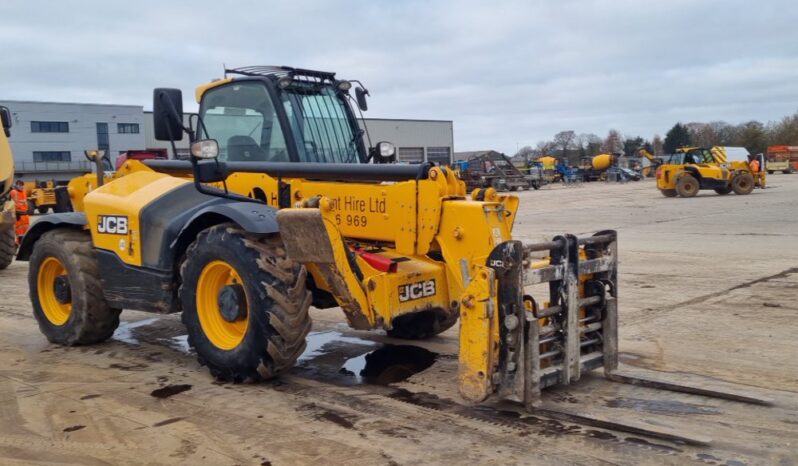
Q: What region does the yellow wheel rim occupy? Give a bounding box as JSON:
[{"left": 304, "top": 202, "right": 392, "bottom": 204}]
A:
[
  {"left": 196, "top": 260, "right": 249, "bottom": 350},
  {"left": 37, "top": 257, "right": 72, "bottom": 326}
]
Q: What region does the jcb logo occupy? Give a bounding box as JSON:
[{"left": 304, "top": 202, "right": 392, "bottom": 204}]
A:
[
  {"left": 398, "top": 279, "right": 436, "bottom": 303},
  {"left": 97, "top": 215, "right": 128, "bottom": 235}
]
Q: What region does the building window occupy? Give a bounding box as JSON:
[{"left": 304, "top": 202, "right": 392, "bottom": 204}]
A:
[
  {"left": 398, "top": 147, "right": 424, "bottom": 163},
  {"left": 31, "top": 121, "right": 69, "bottom": 133},
  {"left": 427, "top": 146, "right": 452, "bottom": 165},
  {"left": 117, "top": 123, "right": 140, "bottom": 134},
  {"left": 96, "top": 122, "right": 110, "bottom": 152},
  {"left": 32, "top": 151, "right": 71, "bottom": 162}
]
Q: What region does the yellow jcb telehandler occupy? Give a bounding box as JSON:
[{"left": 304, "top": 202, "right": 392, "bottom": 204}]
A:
[
  {"left": 17, "top": 67, "right": 770, "bottom": 444},
  {"left": 656, "top": 146, "right": 757, "bottom": 198}
]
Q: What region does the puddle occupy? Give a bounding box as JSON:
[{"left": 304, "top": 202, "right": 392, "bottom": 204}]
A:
[
  {"left": 606, "top": 397, "right": 720, "bottom": 415},
  {"left": 113, "top": 318, "right": 161, "bottom": 345},
  {"left": 341, "top": 345, "right": 437, "bottom": 385},
  {"left": 150, "top": 384, "right": 192, "bottom": 399},
  {"left": 298, "top": 330, "right": 379, "bottom": 362},
  {"left": 296, "top": 331, "right": 438, "bottom": 387},
  {"left": 162, "top": 335, "right": 191, "bottom": 354}
]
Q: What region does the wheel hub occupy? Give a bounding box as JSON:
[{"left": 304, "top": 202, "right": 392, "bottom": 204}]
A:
[
  {"left": 218, "top": 284, "right": 247, "bottom": 322},
  {"left": 53, "top": 275, "right": 71, "bottom": 305}
]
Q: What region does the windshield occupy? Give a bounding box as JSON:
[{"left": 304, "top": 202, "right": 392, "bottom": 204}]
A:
[
  {"left": 281, "top": 85, "right": 363, "bottom": 163},
  {"left": 198, "top": 80, "right": 363, "bottom": 164}
]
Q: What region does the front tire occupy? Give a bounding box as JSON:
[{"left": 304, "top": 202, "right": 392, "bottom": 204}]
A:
[
  {"left": 0, "top": 224, "right": 15, "bottom": 270},
  {"left": 660, "top": 189, "right": 678, "bottom": 198},
  {"left": 675, "top": 175, "right": 699, "bottom": 198},
  {"left": 731, "top": 173, "right": 754, "bottom": 195},
  {"left": 28, "top": 229, "right": 121, "bottom": 345},
  {"left": 180, "top": 224, "right": 312, "bottom": 382}
]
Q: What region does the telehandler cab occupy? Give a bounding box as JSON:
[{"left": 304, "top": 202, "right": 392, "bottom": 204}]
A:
[{"left": 18, "top": 67, "right": 770, "bottom": 441}]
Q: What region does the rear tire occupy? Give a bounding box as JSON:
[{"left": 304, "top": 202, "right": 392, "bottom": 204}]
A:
[
  {"left": 180, "top": 224, "right": 312, "bottom": 382},
  {"left": 731, "top": 173, "right": 754, "bottom": 195},
  {"left": 387, "top": 310, "right": 458, "bottom": 340},
  {"left": 660, "top": 189, "right": 678, "bottom": 198},
  {"left": 0, "top": 224, "right": 15, "bottom": 270},
  {"left": 767, "top": 170, "right": 774, "bottom": 175},
  {"left": 675, "top": 175, "right": 699, "bottom": 198},
  {"left": 714, "top": 186, "right": 732, "bottom": 195},
  {"left": 28, "top": 229, "right": 121, "bottom": 345}
]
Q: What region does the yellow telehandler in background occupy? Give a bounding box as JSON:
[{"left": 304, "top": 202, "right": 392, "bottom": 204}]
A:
[
  {"left": 0, "top": 105, "right": 16, "bottom": 269},
  {"left": 656, "top": 146, "right": 757, "bottom": 198},
  {"left": 17, "top": 67, "right": 770, "bottom": 445}
]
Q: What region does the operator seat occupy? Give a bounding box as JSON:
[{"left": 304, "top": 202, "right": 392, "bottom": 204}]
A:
[{"left": 227, "top": 135, "right": 267, "bottom": 161}]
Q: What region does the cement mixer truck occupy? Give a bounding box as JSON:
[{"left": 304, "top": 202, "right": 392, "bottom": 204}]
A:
[{"left": 579, "top": 153, "right": 641, "bottom": 182}]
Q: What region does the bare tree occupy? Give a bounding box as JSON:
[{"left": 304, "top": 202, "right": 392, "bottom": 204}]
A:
[
  {"left": 514, "top": 145, "right": 536, "bottom": 162},
  {"left": 652, "top": 134, "right": 664, "bottom": 157},
  {"left": 553, "top": 130, "right": 576, "bottom": 154},
  {"left": 602, "top": 129, "right": 623, "bottom": 153},
  {"left": 536, "top": 140, "right": 555, "bottom": 154}
]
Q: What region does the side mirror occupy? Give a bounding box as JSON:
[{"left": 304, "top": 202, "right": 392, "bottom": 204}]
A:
[
  {"left": 153, "top": 88, "right": 184, "bottom": 141},
  {"left": 191, "top": 139, "right": 219, "bottom": 160},
  {"left": 370, "top": 141, "right": 396, "bottom": 164},
  {"left": 355, "top": 87, "right": 369, "bottom": 112},
  {"left": 0, "top": 106, "right": 11, "bottom": 137}
]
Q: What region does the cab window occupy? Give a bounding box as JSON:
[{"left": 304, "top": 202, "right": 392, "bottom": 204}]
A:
[{"left": 199, "top": 82, "right": 289, "bottom": 162}]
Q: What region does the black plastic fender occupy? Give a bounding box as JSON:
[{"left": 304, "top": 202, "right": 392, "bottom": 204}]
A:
[{"left": 17, "top": 212, "right": 87, "bottom": 261}]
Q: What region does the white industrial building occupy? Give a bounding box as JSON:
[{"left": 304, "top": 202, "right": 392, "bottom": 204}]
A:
[{"left": 2, "top": 100, "right": 454, "bottom": 181}]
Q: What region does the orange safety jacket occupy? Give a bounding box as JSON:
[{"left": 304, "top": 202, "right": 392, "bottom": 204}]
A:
[
  {"left": 10, "top": 188, "right": 28, "bottom": 215},
  {"left": 749, "top": 159, "right": 760, "bottom": 173}
]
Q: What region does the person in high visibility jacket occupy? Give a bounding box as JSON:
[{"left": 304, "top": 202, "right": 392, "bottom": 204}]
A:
[
  {"left": 9, "top": 180, "right": 29, "bottom": 245},
  {"left": 748, "top": 156, "right": 766, "bottom": 188}
]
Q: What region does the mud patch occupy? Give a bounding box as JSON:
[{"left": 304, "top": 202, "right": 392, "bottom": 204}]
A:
[
  {"left": 153, "top": 417, "right": 185, "bottom": 427},
  {"left": 150, "top": 384, "right": 192, "bottom": 399},
  {"left": 62, "top": 425, "right": 85, "bottom": 433},
  {"left": 625, "top": 437, "right": 682, "bottom": 453},
  {"left": 300, "top": 403, "right": 359, "bottom": 430},
  {"left": 109, "top": 362, "right": 148, "bottom": 371},
  {"left": 606, "top": 397, "right": 720, "bottom": 415}
]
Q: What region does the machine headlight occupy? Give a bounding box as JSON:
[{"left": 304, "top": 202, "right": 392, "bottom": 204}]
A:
[
  {"left": 191, "top": 139, "right": 220, "bottom": 159},
  {"left": 337, "top": 80, "right": 352, "bottom": 91},
  {"left": 378, "top": 141, "right": 396, "bottom": 157}
]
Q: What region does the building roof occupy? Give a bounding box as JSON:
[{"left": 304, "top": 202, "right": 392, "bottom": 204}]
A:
[{"left": 0, "top": 99, "right": 142, "bottom": 109}]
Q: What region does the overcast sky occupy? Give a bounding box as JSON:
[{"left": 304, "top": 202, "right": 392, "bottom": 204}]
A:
[{"left": 1, "top": 0, "right": 797, "bottom": 153}]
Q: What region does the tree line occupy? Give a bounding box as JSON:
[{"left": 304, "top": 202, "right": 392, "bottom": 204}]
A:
[{"left": 515, "top": 109, "right": 798, "bottom": 163}]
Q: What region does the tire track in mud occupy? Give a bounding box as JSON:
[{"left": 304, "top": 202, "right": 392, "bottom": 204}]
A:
[{"left": 269, "top": 373, "right": 696, "bottom": 463}]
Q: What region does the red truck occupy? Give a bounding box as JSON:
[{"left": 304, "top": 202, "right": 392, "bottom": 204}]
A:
[
  {"left": 765, "top": 145, "right": 798, "bottom": 174},
  {"left": 115, "top": 148, "right": 168, "bottom": 170}
]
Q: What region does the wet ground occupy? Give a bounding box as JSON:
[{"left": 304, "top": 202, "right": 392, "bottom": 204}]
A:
[{"left": 1, "top": 175, "right": 797, "bottom": 465}]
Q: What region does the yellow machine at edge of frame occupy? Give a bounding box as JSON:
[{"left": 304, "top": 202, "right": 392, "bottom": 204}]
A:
[
  {"left": 16, "top": 67, "right": 772, "bottom": 426},
  {"left": 0, "top": 105, "right": 17, "bottom": 270}
]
